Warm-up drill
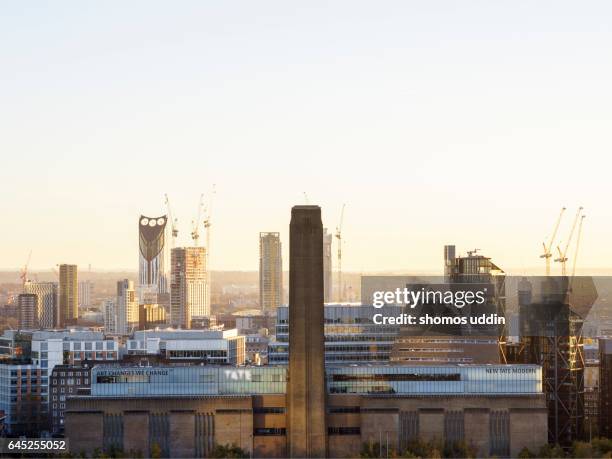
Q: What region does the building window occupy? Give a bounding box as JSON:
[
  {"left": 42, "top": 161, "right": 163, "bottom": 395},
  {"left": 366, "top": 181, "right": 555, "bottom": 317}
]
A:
[
  {"left": 253, "top": 428, "right": 286, "bottom": 436},
  {"left": 328, "top": 427, "right": 361, "bottom": 435},
  {"left": 253, "top": 407, "right": 285, "bottom": 414}
]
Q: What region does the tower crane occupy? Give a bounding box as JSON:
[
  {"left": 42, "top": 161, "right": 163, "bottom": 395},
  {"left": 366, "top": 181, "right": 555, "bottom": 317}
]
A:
[
  {"left": 571, "top": 214, "right": 586, "bottom": 278},
  {"left": 540, "top": 207, "right": 566, "bottom": 276},
  {"left": 164, "top": 194, "right": 179, "bottom": 248},
  {"left": 335, "top": 204, "right": 346, "bottom": 302},
  {"left": 191, "top": 194, "right": 205, "bottom": 246},
  {"left": 19, "top": 251, "right": 32, "bottom": 287},
  {"left": 554, "top": 207, "right": 583, "bottom": 276},
  {"left": 203, "top": 184, "right": 216, "bottom": 314}
]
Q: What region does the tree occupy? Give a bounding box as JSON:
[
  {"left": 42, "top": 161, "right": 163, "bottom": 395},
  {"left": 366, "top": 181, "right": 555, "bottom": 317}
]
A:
[
  {"left": 210, "top": 443, "right": 249, "bottom": 458},
  {"left": 150, "top": 442, "right": 162, "bottom": 459}
]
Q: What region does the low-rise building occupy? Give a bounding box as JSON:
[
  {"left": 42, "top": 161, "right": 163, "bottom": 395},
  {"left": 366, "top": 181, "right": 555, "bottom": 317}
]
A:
[
  {"left": 126, "top": 329, "right": 245, "bottom": 365},
  {"left": 0, "top": 360, "right": 48, "bottom": 436},
  {"left": 49, "top": 364, "right": 93, "bottom": 435}
]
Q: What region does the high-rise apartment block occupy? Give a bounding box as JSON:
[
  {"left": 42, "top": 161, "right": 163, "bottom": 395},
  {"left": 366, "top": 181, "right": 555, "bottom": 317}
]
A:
[
  {"left": 103, "top": 299, "right": 116, "bottom": 334},
  {"left": 24, "top": 281, "right": 57, "bottom": 329},
  {"left": 170, "top": 247, "right": 208, "bottom": 329},
  {"left": 58, "top": 264, "right": 78, "bottom": 327},
  {"left": 78, "top": 280, "right": 93, "bottom": 309},
  {"left": 18, "top": 294, "right": 38, "bottom": 329},
  {"left": 116, "top": 279, "right": 137, "bottom": 335},
  {"left": 259, "top": 232, "right": 282, "bottom": 313}
]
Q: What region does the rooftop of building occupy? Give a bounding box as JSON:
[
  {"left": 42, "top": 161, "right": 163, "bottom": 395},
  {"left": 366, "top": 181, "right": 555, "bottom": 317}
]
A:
[{"left": 131, "top": 328, "right": 240, "bottom": 340}]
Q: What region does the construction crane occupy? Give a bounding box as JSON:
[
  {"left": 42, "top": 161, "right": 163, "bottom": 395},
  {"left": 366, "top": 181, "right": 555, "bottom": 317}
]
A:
[
  {"left": 571, "top": 214, "right": 586, "bottom": 278},
  {"left": 554, "top": 207, "right": 583, "bottom": 276},
  {"left": 191, "top": 194, "right": 205, "bottom": 246},
  {"left": 164, "top": 194, "right": 179, "bottom": 248},
  {"left": 335, "top": 204, "right": 346, "bottom": 303},
  {"left": 19, "top": 251, "right": 32, "bottom": 287},
  {"left": 540, "top": 207, "right": 566, "bottom": 276},
  {"left": 303, "top": 192, "right": 309, "bottom": 204},
  {"left": 467, "top": 248, "right": 480, "bottom": 257},
  {"left": 203, "top": 184, "right": 216, "bottom": 314}
]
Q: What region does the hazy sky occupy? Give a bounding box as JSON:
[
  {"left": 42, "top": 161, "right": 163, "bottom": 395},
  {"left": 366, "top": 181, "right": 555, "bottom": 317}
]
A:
[{"left": 1, "top": 1, "right": 611, "bottom": 273}]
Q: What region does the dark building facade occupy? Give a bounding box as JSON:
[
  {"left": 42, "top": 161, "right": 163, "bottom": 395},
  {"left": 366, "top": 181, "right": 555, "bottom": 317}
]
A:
[
  {"left": 287, "top": 205, "right": 327, "bottom": 457},
  {"left": 516, "top": 276, "right": 597, "bottom": 446},
  {"left": 50, "top": 364, "right": 92, "bottom": 435},
  {"left": 600, "top": 338, "right": 612, "bottom": 438}
]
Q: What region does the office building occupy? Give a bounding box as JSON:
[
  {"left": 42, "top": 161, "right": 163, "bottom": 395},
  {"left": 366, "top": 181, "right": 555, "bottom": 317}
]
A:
[
  {"left": 58, "top": 264, "right": 78, "bottom": 327},
  {"left": 24, "top": 281, "right": 58, "bottom": 329},
  {"left": 170, "top": 247, "right": 208, "bottom": 328},
  {"left": 139, "top": 215, "right": 169, "bottom": 305},
  {"left": 138, "top": 303, "right": 167, "bottom": 330},
  {"left": 0, "top": 361, "right": 48, "bottom": 436},
  {"left": 116, "top": 279, "right": 137, "bottom": 335},
  {"left": 287, "top": 205, "right": 327, "bottom": 458},
  {"left": 78, "top": 280, "right": 93, "bottom": 309},
  {"left": 18, "top": 293, "right": 38, "bottom": 329},
  {"left": 126, "top": 329, "right": 245, "bottom": 365},
  {"left": 268, "top": 304, "right": 401, "bottom": 364},
  {"left": 323, "top": 228, "right": 332, "bottom": 303},
  {"left": 103, "top": 299, "right": 116, "bottom": 334},
  {"left": 259, "top": 232, "right": 282, "bottom": 313},
  {"left": 30, "top": 330, "right": 119, "bottom": 374},
  {"left": 600, "top": 338, "right": 612, "bottom": 438}
]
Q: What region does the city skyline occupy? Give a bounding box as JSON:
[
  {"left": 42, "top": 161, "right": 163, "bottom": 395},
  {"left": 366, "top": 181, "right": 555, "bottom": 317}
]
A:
[{"left": 2, "top": 1, "right": 612, "bottom": 273}]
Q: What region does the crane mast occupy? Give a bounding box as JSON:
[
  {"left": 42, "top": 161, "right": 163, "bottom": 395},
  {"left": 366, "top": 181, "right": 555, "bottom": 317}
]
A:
[
  {"left": 335, "top": 204, "right": 345, "bottom": 302},
  {"left": 164, "top": 194, "right": 179, "bottom": 248},
  {"left": 571, "top": 215, "right": 586, "bottom": 278},
  {"left": 203, "top": 185, "right": 215, "bottom": 316},
  {"left": 540, "top": 207, "right": 566, "bottom": 276},
  {"left": 191, "top": 194, "right": 205, "bottom": 246},
  {"left": 554, "top": 207, "right": 583, "bottom": 276}
]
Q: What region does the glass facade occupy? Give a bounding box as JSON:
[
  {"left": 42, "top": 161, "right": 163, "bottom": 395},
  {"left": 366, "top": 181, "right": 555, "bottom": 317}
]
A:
[
  {"left": 89, "top": 364, "right": 541, "bottom": 397},
  {"left": 269, "top": 304, "right": 402, "bottom": 364},
  {"left": 91, "top": 366, "right": 286, "bottom": 397},
  {"left": 326, "top": 365, "right": 542, "bottom": 395}
]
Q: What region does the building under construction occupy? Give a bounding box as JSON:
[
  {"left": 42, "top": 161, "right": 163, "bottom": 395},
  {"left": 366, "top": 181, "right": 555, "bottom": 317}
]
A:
[{"left": 514, "top": 276, "right": 597, "bottom": 446}]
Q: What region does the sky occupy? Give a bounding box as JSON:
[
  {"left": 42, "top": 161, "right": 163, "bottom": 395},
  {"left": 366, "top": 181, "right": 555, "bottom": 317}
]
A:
[{"left": 1, "top": 1, "right": 611, "bottom": 273}]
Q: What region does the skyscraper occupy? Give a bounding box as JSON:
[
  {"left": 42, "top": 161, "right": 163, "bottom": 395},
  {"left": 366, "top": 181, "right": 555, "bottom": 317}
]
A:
[
  {"left": 323, "top": 228, "right": 332, "bottom": 303},
  {"left": 103, "top": 299, "right": 117, "bottom": 334},
  {"left": 259, "top": 232, "right": 282, "bottom": 313},
  {"left": 116, "top": 279, "right": 137, "bottom": 335},
  {"left": 170, "top": 247, "right": 208, "bottom": 329},
  {"left": 78, "top": 280, "right": 93, "bottom": 309},
  {"left": 287, "top": 205, "right": 327, "bottom": 458},
  {"left": 138, "top": 215, "right": 169, "bottom": 305},
  {"left": 18, "top": 294, "right": 38, "bottom": 329},
  {"left": 58, "top": 264, "right": 78, "bottom": 327},
  {"left": 24, "top": 281, "right": 57, "bottom": 329}
]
